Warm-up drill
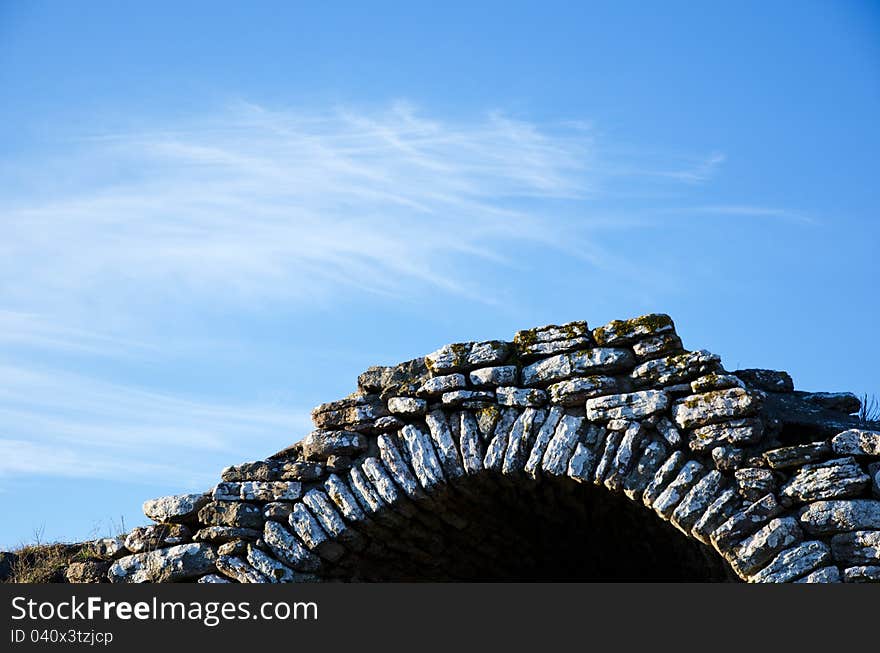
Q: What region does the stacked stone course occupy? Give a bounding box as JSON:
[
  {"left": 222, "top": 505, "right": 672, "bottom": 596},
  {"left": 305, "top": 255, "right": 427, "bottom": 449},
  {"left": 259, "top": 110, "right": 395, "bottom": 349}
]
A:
[{"left": 63, "top": 314, "right": 879, "bottom": 583}]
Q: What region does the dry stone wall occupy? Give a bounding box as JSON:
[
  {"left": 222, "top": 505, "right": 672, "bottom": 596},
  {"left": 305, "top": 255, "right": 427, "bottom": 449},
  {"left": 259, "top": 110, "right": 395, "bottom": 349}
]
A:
[{"left": 66, "top": 314, "right": 880, "bottom": 583}]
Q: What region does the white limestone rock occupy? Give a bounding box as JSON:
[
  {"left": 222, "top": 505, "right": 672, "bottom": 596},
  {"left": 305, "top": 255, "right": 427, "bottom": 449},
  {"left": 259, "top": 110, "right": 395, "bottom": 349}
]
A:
[
  {"left": 108, "top": 543, "right": 217, "bottom": 583},
  {"left": 671, "top": 388, "right": 760, "bottom": 430},
  {"left": 143, "top": 493, "right": 210, "bottom": 524},
  {"left": 748, "top": 541, "right": 831, "bottom": 583},
  {"left": 780, "top": 457, "right": 869, "bottom": 503},
  {"left": 831, "top": 429, "right": 880, "bottom": 457},
  {"left": 586, "top": 390, "right": 668, "bottom": 421}
]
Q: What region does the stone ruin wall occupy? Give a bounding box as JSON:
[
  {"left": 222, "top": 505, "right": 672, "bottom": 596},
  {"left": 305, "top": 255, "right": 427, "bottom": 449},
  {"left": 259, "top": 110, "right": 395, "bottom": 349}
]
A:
[{"left": 60, "top": 314, "right": 880, "bottom": 583}]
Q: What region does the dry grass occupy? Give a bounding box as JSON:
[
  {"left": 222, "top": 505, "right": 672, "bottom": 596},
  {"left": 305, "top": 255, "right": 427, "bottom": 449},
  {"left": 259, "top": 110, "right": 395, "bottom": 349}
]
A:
[
  {"left": 859, "top": 394, "right": 880, "bottom": 426},
  {"left": 2, "top": 526, "right": 107, "bottom": 584}
]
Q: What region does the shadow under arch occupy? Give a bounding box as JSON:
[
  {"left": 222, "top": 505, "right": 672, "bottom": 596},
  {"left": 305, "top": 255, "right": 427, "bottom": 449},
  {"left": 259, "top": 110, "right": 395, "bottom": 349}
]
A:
[{"left": 331, "top": 470, "right": 738, "bottom": 582}]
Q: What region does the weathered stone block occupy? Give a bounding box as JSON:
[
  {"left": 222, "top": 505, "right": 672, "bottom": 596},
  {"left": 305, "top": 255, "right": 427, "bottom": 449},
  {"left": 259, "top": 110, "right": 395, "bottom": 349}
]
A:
[
  {"left": 780, "top": 457, "right": 869, "bottom": 503},
  {"left": 671, "top": 387, "right": 760, "bottom": 430},
  {"left": 830, "top": 530, "right": 880, "bottom": 566},
  {"left": 831, "top": 429, "right": 880, "bottom": 457},
  {"left": 143, "top": 493, "right": 209, "bottom": 524},
  {"left": 593, "top": 313, "right": 675, "bottom": 346},
  {"left": 798, "top": 499, "right": 880, "bottom": 534},
  {"left": 586, "top": 390, "right": 668, "bottom": 421}
]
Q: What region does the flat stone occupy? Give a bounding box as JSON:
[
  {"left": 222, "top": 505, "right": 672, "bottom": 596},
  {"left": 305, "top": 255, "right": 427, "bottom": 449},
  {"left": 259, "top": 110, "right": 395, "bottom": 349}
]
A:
[
  {"left": 502, "top": 408, "right": 546, "bottom": 475},
  {"left": 377, "top": 434, "right": 424, "bottom": 499},
  {"left": 123, "top": 524, "right": 191, "bottom": 553},
  {"left": 303, "top": 488, "right": 363, "bottom": 552},
  {"left": 311, "top": 395, "right": 388, "bottom": 431},
  {"left": 497, "top": 386, "right": 548, "bottom": 407},
  {"left": 690, "top": 374, "right": 745, "bottom": 393},
  {"left": 400, "top": 424, "right": 446, "bottom": 489},
  {"left": 830, "top": 530, "right": 880, "bottom": 566},
  {"left": 197, "top": 574, "right": 231, "bottom": 584},
  {"left": 301, "top": 430, "right": 368, "bottom": 460},
  {"left": 246, "top": 546, "right": 301, "bottom": 583},
  {"left": 108, "top": 543, "right": 217, "bottom": 583},
  {"left": 780, "top": 456, "right": 870, "bottom": 503},
  {"left": 541, "top": 413, "right": 586, "bottom": 476},
  {"left": 374, "top": 416, "right": 405, "bottom": 432},
  {"left": 239, "top": 481, "right": 302, "bottom": 502},
  {"left": 843, "top": 565, "right": 880, "bottom": 582},
  {"left": 217, "top": 540, "right": 248, "bottom": 556},
  {"left": 671, "top": 388, "right": 760, "bottom": 430},
  {"left": 323, "top": 474, "right": 367, "bottom": 523},
  {"left": 630, "top": 349, "right": 721, "bottom": 388},
  {"left": 469, "top": 366, "right": 518, "bottom": 387},
  {"left": 735, "top": 468, "right": 777, "bottom": 502},
  {"left": 622, "top": 441, "right": 668, "bottom": 502},
  {"left": 567, "top": 443, "right": 597, "bottom": 483},
  {"left": 547, "top": 376, "right": 619, "bottom": 406},
  {"left": 732, "top": 368, "right": 794, "bottom": 393},
  {"left": 832, "top": 429, "right": 880, "bottom": 456},
  {"left": 440, "top": 390, "right": 495, "bottom": 407},
  {"left": 711, "top": 494, "right": 782, "bottom": 553},
  {"left": 425, "top": 410, "right": 465, "bottom": 479},
  {"left": 483, "top": 408, "right": 519, "bottom": 472},
  {"left": 514, "top": 322, "right": 593, "bottom": 358},
  {"left": 749, "top": 541, "right": 831, "bottom": 583},
  {"left": 289, "top": 503, "right": 345, "bottom": 562},
  {"left": 730, "top": 517, "right": 803, "bottom": 577},
  {"left": 263, "top": 520, "right": 322, "bottom": 572},
  {"left": 458, "top": 411, "right": 485, "bottom": 476},
  {"left": 794, "top": 566, "right": 842, "bottom": 583},
  {"left": 586, "top": 390, "right": 668, "bottom": 422},
  {"left": 632, "top": 333, "right": 684, "bottom": 362},
  {"left": 689, "top": 418, "right": 764, "bottom": 452},
  {"left": 711, "top": 446, "right": 744, "bottom": 472},
  {"left": 143, "top": 493, "right": 210, "bottom": 523},
  {"left": 467, "top": 340, "right": 511, "bottom": 366},
  {"left": 425, "top": 342, "right": 472, "bottom": 373},
  {"left": 523, "top": 407, "right": 564, "bottom": 478},
  {"left": 279, "top": 461, "right": 325, "bottom": 481},
  {"left": 222, "top": 460, "right": 280, "bottom": 482},
  {"left": 652, "top": 461, "right": 705, "bottom": 518},
  {"left": 692, "top": 488, "right": 741, "bottom": 544},
  {"left": 798, "top": 499, "right": 880, "bottom": 534},
  {"left": 655, "top": 417, "right": 682, "bottom": 447},
  {"left": 604, "top": 422, "right": 644, "bottom": 491},
  {"left": 521, "top": 353, "right": 572, "bottom": 386},
  {"left": 216, "top": 555, "right": 267, "bottom": 583},
  {"left": 593, "top": 313, "right": 675, "bottom": 346},
  {"left": 387, "top": 396, "right": 428, "bottom": 416},
  {"left": 671, "top": 470, "right": 724, "bottom": 534},
  {"left": 361, "top": 457, "right": 402, "bottom": 506},
  {"left": 419, "top": 373, "right": 467, "bottom": 396},
  {"left": 642, "top": 451, "right": 686, "bottom": 508},
  {"left": 357, "top": 358, "right": 428, "bottom": 393},
  {"left": 198, "top": 501, "right": 263, "bottom": 529},
  {"left": 804, "top": 392, "right": 862, "bottom": 414},
  {"left": 91, "top": 537, "right": 126, "bottom": 559},
  {"left": 593, "top": 430, "right": 623, "bottom": 485},
  {"left": 192, "top": 527, "right": 261, "bottom": 543},
  {"left": 569, "top": 348, "right": 635, "bottom": 374},
  {"left": 347, "top": 466, "right": 385, "bottom": 514},
  {"left": 763, "top": 442, "right": 831, "bottom": 469}
]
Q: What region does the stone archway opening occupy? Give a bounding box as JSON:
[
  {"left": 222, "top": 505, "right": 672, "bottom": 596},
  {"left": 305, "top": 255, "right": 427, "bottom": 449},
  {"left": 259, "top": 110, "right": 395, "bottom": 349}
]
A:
[{"left": 339, "top": 475, "right": 737, "bottom": 582}]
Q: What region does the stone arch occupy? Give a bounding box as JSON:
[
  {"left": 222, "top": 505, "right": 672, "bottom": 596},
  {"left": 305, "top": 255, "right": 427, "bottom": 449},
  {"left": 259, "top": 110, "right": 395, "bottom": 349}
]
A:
[{"left": 103, "top": 314, "right": 880, "bottom": 584}]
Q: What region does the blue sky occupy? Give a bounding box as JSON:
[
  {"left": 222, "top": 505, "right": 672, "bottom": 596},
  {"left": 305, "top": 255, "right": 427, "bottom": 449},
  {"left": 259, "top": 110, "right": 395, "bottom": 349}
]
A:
[{"left": 0, "top": 1, "right": 878, "bottom": 548}]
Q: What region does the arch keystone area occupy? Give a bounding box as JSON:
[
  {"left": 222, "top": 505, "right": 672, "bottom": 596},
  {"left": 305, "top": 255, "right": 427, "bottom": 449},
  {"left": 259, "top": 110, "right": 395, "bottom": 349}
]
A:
[{"left": 65, "top": 314, "right": 880, "bottom": 583}]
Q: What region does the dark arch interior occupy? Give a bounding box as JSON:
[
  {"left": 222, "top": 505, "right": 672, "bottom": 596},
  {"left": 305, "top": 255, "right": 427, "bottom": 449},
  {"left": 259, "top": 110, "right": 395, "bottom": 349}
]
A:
[{"left": 329, "top": 474, "right": 738, "bottom": 582}]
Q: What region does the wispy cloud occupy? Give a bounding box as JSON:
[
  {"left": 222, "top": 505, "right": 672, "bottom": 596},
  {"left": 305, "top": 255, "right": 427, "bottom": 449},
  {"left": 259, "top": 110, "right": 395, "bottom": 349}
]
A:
[
  {"left": 1, "top": 101, "right": 729, "bottom": 311},
  {"left": 0, "top": 362, "right": 311, "bottom": 486},
  {"left": 0, "top": 101, "right": 799, "bottom": 487}
]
